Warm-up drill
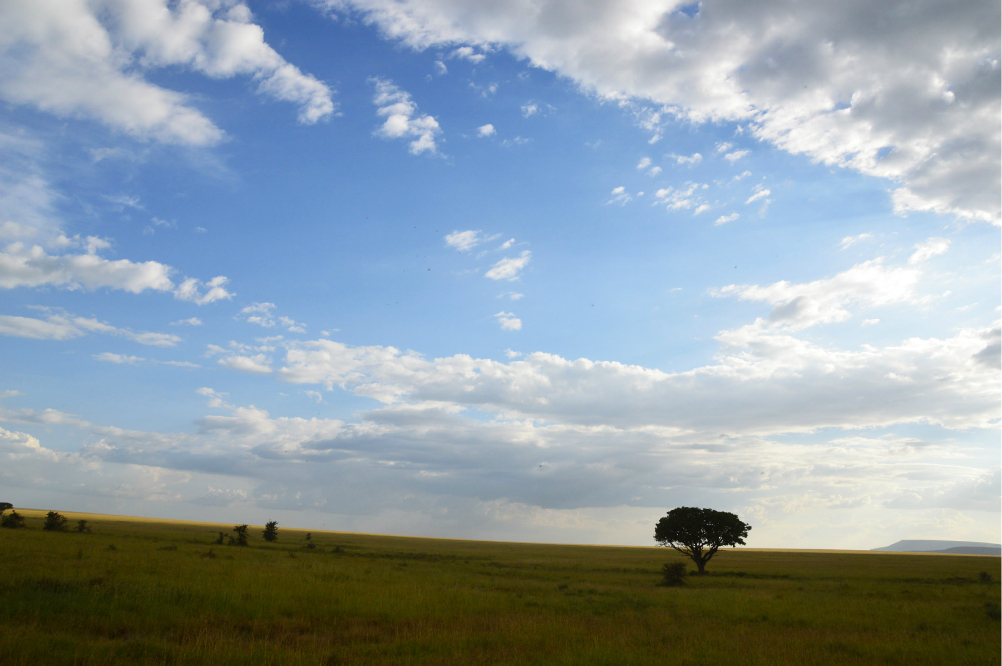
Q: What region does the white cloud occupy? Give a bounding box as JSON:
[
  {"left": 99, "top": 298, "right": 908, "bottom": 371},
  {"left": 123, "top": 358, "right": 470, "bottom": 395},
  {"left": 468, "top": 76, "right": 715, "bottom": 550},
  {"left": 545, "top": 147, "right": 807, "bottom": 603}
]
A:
[
  {"left": 745, "top": 186, "right": 771, "bottom": 204},
  {"left": 239, "top": 302, "right": 304, "bottom": 332},
  {"left": 909, "top": 237, "right": 951, "bottom": 264},
  {"left": 0, "top": 239, "right": 234, "bottom": 305},
  {"left": 445, "top": 230, "right": 484, "bottom": 251},
  {"left": 0, "top": 242, "right": 173, "bottom": 293},
  {"left": 0, "top": 0, "right": 334, "bottom": 146},
  {"left": 840, "top": 233, "right": 873, "bottom": 250},
  {"left": 670, "top": 152, "right": 702, "bottom": 166},
  {"left": 648, "top": 166, "right": 662, "bottom": 176},
  {"left": 636, "top": 157, "right": 651, "bottom": 170},
  {"left": 171, "top": 317, "right": 202, "bottom": 326},
  {"left": 449, "top": 46, "right": 485, "bottom": 63},
  {"left": 325, "top": 0, "right": 1000, "bottom": 222},
  {"left": 724, "top": 150, "right": 749, "bottom": 162},
  {"left": 371, "top": 78, "right": 441, "bottom": 155},
  {"left": 653, "top": 182, "right": 705, "bottom": 211},
  {"left": 94, "top": 352, "right": 144, "bottom": 364},
  {"left": 607, "top": 185, "right": 632, "bottom": 205},
  {"left": 504, "top": 348, "right": 522, "bottom": 358},
  {"left": 218, "top": 354, "right": 272, "bottom": 374},
  {"left": 862, "top": 319, "right": 880, "bottom": 326},
  {"left": 174, "top": 276, "right": 234, "bottom": 305},
  {"left": 521, "top": 102, "right": 538, "bottom": 117},
  {"left": 434, "top": 60, "right": 447, "bottom": 75},
  {"left": 714, "top": 212, "right": 739, "bottom": 226},
  {"left": 485, "top": 251, "right": 531, "bottom": 281},
  {"left": 715, "top": 142, "right": 733, "bottom": 153},
  {"left": 498, "top": 239, "right": 515, "bottom": 250},
  {"left": 733, "top": 170, "right": 752, "bottom": 181},
  {"left": 713, "top": 258, "right": 921, "bottom": 331},
  {"left": 0, "top": 309, "right": 180, "bottom": 346},
  {"left": 494, "top": 311, "right": 522, "bottom": 331},
  {"left": 693, "top": 204, "right": 710, "bottom": 215},
  {"left": 476, "top": 123, "right": 496, "bottom": 137}
]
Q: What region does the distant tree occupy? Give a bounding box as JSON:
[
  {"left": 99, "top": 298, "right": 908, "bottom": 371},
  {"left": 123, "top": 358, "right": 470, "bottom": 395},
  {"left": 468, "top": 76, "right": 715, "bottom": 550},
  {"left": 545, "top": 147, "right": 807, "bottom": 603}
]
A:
[
  {"left": 229, "top": 524, "right": 249, "bottom": 546},
  {"left": 76, "top": 519, "right": 91, "bottom": 533},
  {"left": 0, "top": 502, "right": 12, "bottom": 516},
  {"left": 654, "top": 507, "right": 751, "bottom": 574},
  {"left": 305, "top": 532, "right": 312, "bottom": 542},
  {"left": 215, "top": 531, "right": 226, "bottom": 545},
  {"left": 1, "top": 510, "right": 25, "bottom": 529},
  {"left": 43, "top": 511, "right": 68, "bottom": 532},
  {"left": 263, "top": 521, "right": 278, "bottom": 542},
  {"left": 661, "top": 561, "right": 688, "bottom": 586}
]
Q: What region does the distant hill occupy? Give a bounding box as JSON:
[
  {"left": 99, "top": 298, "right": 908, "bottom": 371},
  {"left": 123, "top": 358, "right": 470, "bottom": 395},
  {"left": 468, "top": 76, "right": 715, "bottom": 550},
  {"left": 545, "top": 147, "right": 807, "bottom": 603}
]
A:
[{"left": 873, "top": 540, "right": 1001, "bottom": 555}]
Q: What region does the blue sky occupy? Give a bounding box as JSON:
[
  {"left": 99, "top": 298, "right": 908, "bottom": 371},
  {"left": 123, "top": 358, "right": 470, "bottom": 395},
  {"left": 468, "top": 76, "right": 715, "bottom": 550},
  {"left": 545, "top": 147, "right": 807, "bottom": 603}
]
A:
[{"left": 0, "top": 0, "right": 999, "bottom": 547}]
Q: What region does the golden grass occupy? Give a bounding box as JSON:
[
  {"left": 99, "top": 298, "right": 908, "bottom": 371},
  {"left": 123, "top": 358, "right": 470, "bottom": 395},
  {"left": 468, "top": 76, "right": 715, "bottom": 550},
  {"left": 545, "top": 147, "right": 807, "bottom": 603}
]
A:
[{"left": 1, "top": 508, "right": 998, "bottom": 665}]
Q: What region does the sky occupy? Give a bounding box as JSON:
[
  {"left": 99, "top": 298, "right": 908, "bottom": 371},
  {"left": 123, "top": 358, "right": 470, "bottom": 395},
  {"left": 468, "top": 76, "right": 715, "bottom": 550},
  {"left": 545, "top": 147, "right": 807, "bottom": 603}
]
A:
[{"left": 0, "top": 0, "right": 998, "bottom": 549}]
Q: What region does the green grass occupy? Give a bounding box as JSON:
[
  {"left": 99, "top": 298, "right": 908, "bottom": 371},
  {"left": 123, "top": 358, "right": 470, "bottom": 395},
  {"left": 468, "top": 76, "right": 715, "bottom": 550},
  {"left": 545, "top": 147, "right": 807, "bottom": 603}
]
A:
[{"left": 0, "top": 509, "right": 998, "bottom": 665}]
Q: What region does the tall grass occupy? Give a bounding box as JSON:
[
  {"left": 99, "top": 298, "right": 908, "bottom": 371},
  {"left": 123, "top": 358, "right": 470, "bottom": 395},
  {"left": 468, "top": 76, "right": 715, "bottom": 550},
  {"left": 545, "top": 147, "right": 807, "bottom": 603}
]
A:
[{"left": 0, "top": 509, "right": 998, "bottom": 665}]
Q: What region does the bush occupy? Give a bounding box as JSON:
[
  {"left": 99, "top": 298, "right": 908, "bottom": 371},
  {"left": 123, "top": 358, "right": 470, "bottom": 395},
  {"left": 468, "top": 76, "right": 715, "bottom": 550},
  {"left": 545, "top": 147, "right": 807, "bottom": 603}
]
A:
[
  {"left": 1, "top": 510, "right": 25, "bottom": 529},
  {"left": 986, "top": 603, "right": 1001, "bottom": 621},
  {"left": 662, "top": 561, "right": 688, "bottom": 586},
  {"left": 229, "top": 524, "right": 249, "bottom": 546},
  {"left": 263, "top": 521, "right": 278, "bottom": 542},
  {"left": 76, "top": 519, "right": 91, "bottom": 533},
  {"left": 43, "top": 511, "right": 68, "bottom": 531},
  {"left": 978, "top": 571, "right": 993, "bottom": 584},
  {"left": 216, "top": 531, "right": 226, "bottom": 545}
]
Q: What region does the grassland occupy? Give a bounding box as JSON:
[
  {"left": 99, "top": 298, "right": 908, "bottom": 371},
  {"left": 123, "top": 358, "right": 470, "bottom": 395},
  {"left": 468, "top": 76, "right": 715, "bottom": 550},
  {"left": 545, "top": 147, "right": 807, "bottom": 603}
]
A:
[{"left": 0, "top": 509, "right": 998, "bottom": 665}]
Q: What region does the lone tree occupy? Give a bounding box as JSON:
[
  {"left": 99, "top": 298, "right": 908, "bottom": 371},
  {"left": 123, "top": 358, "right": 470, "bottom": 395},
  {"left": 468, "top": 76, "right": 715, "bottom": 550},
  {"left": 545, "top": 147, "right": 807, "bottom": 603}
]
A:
[
  {"left": 43, "top": 511, "right": 68, "bottom": 531},
  {"left": 262, "top": 521, "right": 278, "bottom": 542},
  {"left": 229, "top": 524, "right": 249, "bottom": 546},
  {"left": 654, "top": 507, "right": 751, "bottom": 574},
  {"left": 0, "top": 502, "right": 12, "bottom": 516},
  {"left": 1, "top": 510, "right": 25, "bottom": 529}
]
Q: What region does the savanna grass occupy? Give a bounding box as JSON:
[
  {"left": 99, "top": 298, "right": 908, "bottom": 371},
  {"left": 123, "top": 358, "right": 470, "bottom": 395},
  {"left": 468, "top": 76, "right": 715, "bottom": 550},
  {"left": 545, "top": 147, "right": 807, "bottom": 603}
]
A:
[{"left": 0, "top": 508, "right": 998, "bottom": 665}]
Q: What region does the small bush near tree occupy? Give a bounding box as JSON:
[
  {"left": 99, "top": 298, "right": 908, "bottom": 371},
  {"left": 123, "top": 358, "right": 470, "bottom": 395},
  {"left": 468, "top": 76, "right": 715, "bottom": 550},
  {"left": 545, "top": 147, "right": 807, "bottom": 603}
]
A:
[
  {"left": 229, "top": 525, "right": 249, "bottom": 546},
  {"left": 76, "top": 519, "right": 91, "bottom": 533},
  {"left": 43, "top": 511, "right": 68, "bottom": 531},
  {"left": 1, "top": 510, "right": 25, "bottom": 529},
  {"left": 978, "top": 571, "right": 993, "bottom": 584},
  {"left": 662, "top": 561, "right": 688, "bottom": 586},
  {"left": 263, "top": 521, "right": 278, "bottom": 542}
]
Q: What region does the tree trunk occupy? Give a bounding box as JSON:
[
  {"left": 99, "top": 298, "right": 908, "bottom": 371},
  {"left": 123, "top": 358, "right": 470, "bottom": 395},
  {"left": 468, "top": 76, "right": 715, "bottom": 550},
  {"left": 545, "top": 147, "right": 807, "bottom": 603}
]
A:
[{"left": 696, "top": 558, "right": 706, "bottom": 574}]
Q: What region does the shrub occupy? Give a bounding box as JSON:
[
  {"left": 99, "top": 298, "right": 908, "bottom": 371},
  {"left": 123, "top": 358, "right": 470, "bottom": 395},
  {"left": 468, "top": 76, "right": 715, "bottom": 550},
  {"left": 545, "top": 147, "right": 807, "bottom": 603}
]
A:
[
  {"left": 662, "top": 561, "right": 688, "bottom": 586},
  {"left": 1, "top": 510, "right": 25, "bottom": 529},
  {"left": 986, "top": 603, "right": 1001, "bottom": 621},
  {"left": 263, "top": 521, "right": 278, "bottom": 542},
  {"left": 229, "top": 524, "right": 249, "bottom": 546},
  {"left": 978, "top": 571, "right": 993, "bottom": 584},
  {"left": 76, "top": 519, "right": 91, "bottom": 533},
  {"left": 216, "top": 531, "right": 226, "bottom": 545},
  {"left": 43, "top": 511, "right": 68, "bottom": 531}
]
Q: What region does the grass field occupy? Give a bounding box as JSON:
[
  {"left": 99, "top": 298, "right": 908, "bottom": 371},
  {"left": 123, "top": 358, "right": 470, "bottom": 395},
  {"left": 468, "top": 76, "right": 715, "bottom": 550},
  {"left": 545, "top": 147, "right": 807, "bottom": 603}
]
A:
[{"left": 1, "top": 508, "right": 998, "bottom": 665}]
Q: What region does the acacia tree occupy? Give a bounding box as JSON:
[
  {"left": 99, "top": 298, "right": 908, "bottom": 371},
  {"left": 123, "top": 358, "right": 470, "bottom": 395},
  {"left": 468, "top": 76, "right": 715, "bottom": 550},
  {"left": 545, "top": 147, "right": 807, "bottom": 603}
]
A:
[
  {"left": 0, "top": 502, "right": 12, "bottom": 516},
  {"left": 262, "top": 521, "right": 278, "bottom": 542},
  {"left": 654, "top": 507, "right": 751, "bottom": 574}
]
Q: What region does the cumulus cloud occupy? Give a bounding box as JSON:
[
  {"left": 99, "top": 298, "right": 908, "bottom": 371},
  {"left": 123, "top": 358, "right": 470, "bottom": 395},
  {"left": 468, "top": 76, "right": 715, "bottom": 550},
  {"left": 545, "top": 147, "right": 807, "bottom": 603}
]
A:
[
  {"left": 371, "top": 78, "right": 441, "bottom": 155},
  {"left": 494, "top": 311, "right": 522, "bottom": 330},
  {"left": 0, "top": 0, "right": 334, "bottom": 146},
  {"left": 909, "top": 237, "right": 951, "bottom": 264},
  {"left": 238, "top": 303, "right": 304, "bottom": 332},
  {"left": 0, "top": 308, "right": 180, "bottom": 346},
  {"left": 445, "top": 230, "right": 484, "bottom": 251},
  {"left": 636, "top": 157, "right": 651, "bottom": 170},
  {"left": 745, "top": 185, "right": 771, "bottom": 204},
  {"left": 174, "top": 276, "right": 233, "bottom": 305},
  {"left": 485, "top": 251, "right": 531, "bottom": 281},
  {"left": 840, "top": 233, "right": 872, "bottom": 250},
  {"left": 607, "top": 186, "right": 632, "bottom": 205},
  {"left": 0, "top": 240, "right": 234, "bottom": 304},
  {"left": 714, "top": 258, "right": 921, "bottom": 331},
  {"left": 171, "top": 317, "right": 202, "bottom": 326},
  {"left": 654, "top": 182, "right": 705, "bottom": 211},
  {"left": 322, "top": 0, "right": 999, "bottom": 223},
  {"left": 477, "top": 123, "right": 496, "bottom": 137},
  {"left": 670, "top": 152, "right": 702, "bottom": 166},
  {"left": 714, "top": 212, "right": 739, "bottom": 226}
]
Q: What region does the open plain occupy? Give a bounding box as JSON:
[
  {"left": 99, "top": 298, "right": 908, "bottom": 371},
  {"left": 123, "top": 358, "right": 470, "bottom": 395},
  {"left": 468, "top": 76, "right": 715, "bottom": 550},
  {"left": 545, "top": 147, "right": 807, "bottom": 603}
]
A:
[{"left": 1, "top": 509, "right": 999, "bottom": 665}]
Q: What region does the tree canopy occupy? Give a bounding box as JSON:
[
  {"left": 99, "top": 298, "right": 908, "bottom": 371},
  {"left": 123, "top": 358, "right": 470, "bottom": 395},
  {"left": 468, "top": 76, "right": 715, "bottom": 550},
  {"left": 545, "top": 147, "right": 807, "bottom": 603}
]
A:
[{"left": 654, "top": 507, "right": 751, "bottom": 574}]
